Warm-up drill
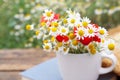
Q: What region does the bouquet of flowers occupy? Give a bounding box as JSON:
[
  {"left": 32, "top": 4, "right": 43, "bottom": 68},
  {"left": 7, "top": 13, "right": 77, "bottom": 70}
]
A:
[{"left": 26, "top": 9, "right": 115, "bottom": 55}]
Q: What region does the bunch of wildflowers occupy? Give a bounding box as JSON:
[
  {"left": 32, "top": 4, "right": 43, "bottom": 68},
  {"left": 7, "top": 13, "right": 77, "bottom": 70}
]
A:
[{"left": 26, "top": 9, "right": 115, "bottom": 55}]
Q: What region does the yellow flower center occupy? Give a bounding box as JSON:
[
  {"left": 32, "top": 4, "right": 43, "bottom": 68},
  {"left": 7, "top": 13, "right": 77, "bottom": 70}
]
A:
[
  {"left": 63, "top": 48, "right": 67, "bottom": 52},
  {"left": 46, "top": 12, "right": 51, "bottom": 17},
  {"left": 45, "top": 45, "right": 50, "bottom": 50},
  {"left": 63, "top": 19, "right": 68, "bottom": 24},
  {"left": 78, "top": 30, "right": 84, "bottom": 36},
  {"left": 51, "top": 36, "right": 55, "bottom": 42},
  {"left": 99, "top": 29, "right": 105, "bottom": 35},
  {"left": 55, "top": 46, "right": 59, "bottom": 51},
  {"left": 57, "top": 42, "right": 63, "bottom": 47},
  {"left": 70, "top": 19, "right": 75, "bottom": 23},
  {"left": 26, "top": 24, "right": 31, "bottom": 30},
  {"left": 69, "top": 33, "right": 75, "bottom": 40},
  {"left": 52, "top": 22, "right": 58, "bottom": 27},
  {"left": 25, "top": 14, "right": 30, "bottom": 17},
  {"left": 72, "top": 40, "right": 78, "bottom": 46},
  {"left": 29, "top": 38, "right": 33, "bottom": 42},
  {"left": 77, "top": 24, "right": 80, "bottom": 27},
  {"left": 88, "top": 43, "right": 95, "bottom": 49},
  {"left": 82, "top": 21, "right": 88, "bottom": 27},
  {"left": 51, "top": 27, "right": 57, "bottom": 32},
  {"left": 88, "top": 29, "right": 94, "bottom": 34},
  {"left": 108, "top": 43, "right": 115, "bottom": 50},
  {"left": 40, "top": 22, "right": 46, "bottom": 26},
  {"left": 61, "top": 28, "right": 66, "bottom": 33},
  {"left": 43, "top": 40, "right": 48, "bottom": 44},
  {"left": 90, "top": 49, "right": 96, "bottom": 55},
  {"left": 35, "top": 30, "right": 40, "bottom": 35},
  {"left": 36, "top": 4, "right": 41, "bottom": 7}
]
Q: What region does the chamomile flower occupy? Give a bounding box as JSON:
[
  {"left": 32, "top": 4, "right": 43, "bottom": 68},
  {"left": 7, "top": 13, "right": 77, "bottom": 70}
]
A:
[
  {"left": 66, "top": 10, "right": 81, "bottom": 20},
  {"left": 35, "top": 30, "right": 43, "bottom": 39},
  {"left": 88, "top": 43, "right": 97, "bottom": 55},
  {"left": 98, "top": 27, "right": 108, "bottom": 38},
  {"left": 107, "top": 39, "right": 115, "bottom": 50},
  {"left": 103, "top": 39, "right": 115, "bottom": 54},
  {"left": 49, "top": 27, "right": 58, "bottom": 36},
  {"left": 59, "top": 26, "right": 69, "bottom": 35},
  {"left": 75, "top": 27, "right": 87, "bottom": 40},
  {"left": 71, "top": 39, "right": 79, "bottom": 49},
  {"left": 24, "top": 14, "right": 31, "bottom": 21},
  {"left": 68, "top": 32, "right": 76, "bottom": 40},
  {"left": 26, "top": 24, "right": 34, "bottom": 30},
  {"left": 43, "top": 43, "right": 52, "bottom": 52},
  {"left": 43, "top": 9, "right": 54, "bottom": 20},
  {"left": 62, "top": 47, "right": 69, "bottom": 55},
  {"left": 50, "top": 36, "right": 56, "bottom": 45},
  {"left": 67, "top": 17, "right": 78, "bottom": 27},
  {"left": 54, "top": 42, "right": 63, "bottom": 52},
  {"left": 87, "top": 25, "right": 97, "bottom": 37},
  {"left": 67, "top": 18, "right": 80, "bottom": 28},
  {"left": 62, "top": 18, "right": 68, "bottom": 25},
  {"left": 81, "top": 17, "right": 91, "bottom": 28},
  {"left": 51, "top": 21, "right": 60, "bottom": 27},
  {"left": 89, "top": 48, "right": 97, "bottom": 55}
]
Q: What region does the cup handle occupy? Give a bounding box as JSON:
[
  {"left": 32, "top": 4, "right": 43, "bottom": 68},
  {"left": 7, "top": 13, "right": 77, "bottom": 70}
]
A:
[{"left": 99, "top": 53, "right": 117, "bottom": 74}]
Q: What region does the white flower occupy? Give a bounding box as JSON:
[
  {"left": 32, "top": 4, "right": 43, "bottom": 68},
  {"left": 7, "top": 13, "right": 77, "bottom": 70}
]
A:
[
  {"left": 19, "top": 29, "right": 24, "bottom": 34},
  {"left": 49, "top": 27, "right": 58, "bottom": 36},
  {"left": 66, "top": 10, "right": 81, "bottom": 27},
  {"left": 26, "top": 24, "right": 34, "bottom": 30},
  {"left": 87, "top": 24, "right": 98, "bottom": 37},
  {"left": 24, "top": 14, "right": 31, "bottom": 21},
  {"left": 66, "top": 10, "right": 81, "bottom": 20},
  {"left": 35, "top": 30, "right": 43, "bottom": 39},
  {"left": 42, "top": 34, "right": 49, "bottom": 40},
  {"left": 67, "top": 17, "right": 79, "bottom": 28},
  {"left": 59, "top": 26, "right": 69, "bottom": 35},
  {"left": 15, "top": 32, "right": 20, "bottom": 36},
  {"left": 62, "top": 47, "right": 69, "bottom": 55},
  {"left": 115, "top": 6, "right": 120, "bottom": 11},
  {"left": 70, "top": 39, "right": 79, "bottom": 49},
  {"left": 102, "top": 39, "right": 115, "bottom": 54},
  {"left": 94, "top": 9, "right": 103, "bottom": 15},
  {"left": 30, "top": 8, "right": 36, "bottom": 14},
  {"left": 108, "top": 8, "right": 115, "bottom": 15},
  {"left": 54, "top": 46, "right": 69, "bottom": 55},
  {"left": 25, "top": 43, "right": 32, "bottom": 48},
  {"left": 81, "top": 17, "right": 91, "bottom": 28},
  {"left": 75, "top": 27, "right": 87, "bottom": 40},
  {"left": 98, "top": 27, "right": 108, "bottom": 38},
  {"left": 51, "top": 21, "right": 60, "bottom": 27},
  {"left": 14, "top": 14, "right": 19, "bottom": 19},
  {"left": 43, "top": 9, "right": 54, "bottom": 20},
  {"left": 43, "top": 43, "right": 52, "bottom": 52},
  {"left": 14, "top": 25, "right": 21, "bottom": 30}
]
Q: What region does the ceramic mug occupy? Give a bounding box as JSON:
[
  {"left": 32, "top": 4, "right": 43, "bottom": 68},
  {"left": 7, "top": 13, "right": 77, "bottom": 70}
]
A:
[{"left": 57, "top": 52, "right": 116, "bottom": 80}]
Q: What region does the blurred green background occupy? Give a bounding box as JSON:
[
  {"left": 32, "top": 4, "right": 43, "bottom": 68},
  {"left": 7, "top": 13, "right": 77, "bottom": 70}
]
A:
[{"left": 0, "top": 0, "right": 120, "bottom": 49}]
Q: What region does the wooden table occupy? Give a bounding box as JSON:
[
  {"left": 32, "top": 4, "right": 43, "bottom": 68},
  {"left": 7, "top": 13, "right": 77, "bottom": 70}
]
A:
[{"left": 0, "top": 49, "right": 117, "bottom": 80}]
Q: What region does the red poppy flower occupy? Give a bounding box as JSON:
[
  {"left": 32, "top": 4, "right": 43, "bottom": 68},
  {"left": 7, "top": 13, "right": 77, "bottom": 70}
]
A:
[
  {"left": 93, "top": 35, "right": 101, "bottom": 42},
  {"left": 56, "top": 35, "right": 64, "bottom": 42},
  {"left": 92, "top": 23, "right": 99, "bottom": 28},
  {"left": 73, "top": 27, "right": 77, "bottom": 34},
  {"left": 80, "top": 36, "right": 93, "bottom": 45},
  {"left": 63, "top": 35, "right": 69, "bottom": 42},
  {"left": 56, "top": 35, "right": 69, "bottom": 42},
  {"left": 53, "top": 14, "right": 59, "bottom": 20},
  {"left": 40, "top": 16, "right": 47, "bottom": 23}
]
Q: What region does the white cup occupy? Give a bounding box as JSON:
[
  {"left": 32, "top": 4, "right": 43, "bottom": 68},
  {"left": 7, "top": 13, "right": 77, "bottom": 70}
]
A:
[{"left": 57, "top": 52, "right": 116, "bottom": 80}]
